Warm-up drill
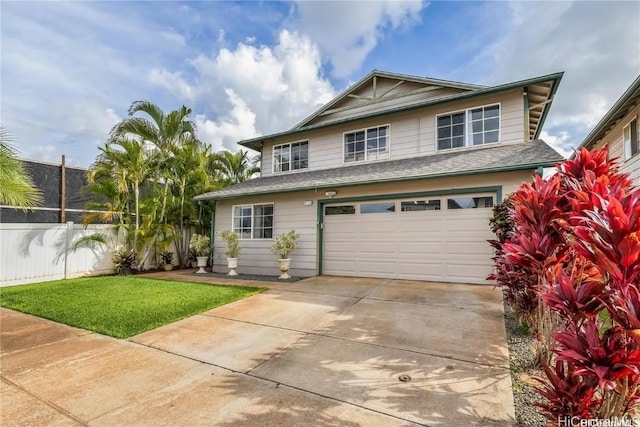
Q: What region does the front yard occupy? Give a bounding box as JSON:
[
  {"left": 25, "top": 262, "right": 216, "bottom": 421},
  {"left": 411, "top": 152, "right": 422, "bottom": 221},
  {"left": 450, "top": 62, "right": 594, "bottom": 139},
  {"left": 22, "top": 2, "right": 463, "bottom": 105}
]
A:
[{"left": 0, "top": 276, "right": 265, "bottom": 338}]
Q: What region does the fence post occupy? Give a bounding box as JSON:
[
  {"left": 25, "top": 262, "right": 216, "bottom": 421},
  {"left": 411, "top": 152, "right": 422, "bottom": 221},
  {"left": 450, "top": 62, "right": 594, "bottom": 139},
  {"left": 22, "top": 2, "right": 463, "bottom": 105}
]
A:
[{"left": 64, "top": 221, "right": 74, "bottom": 279}]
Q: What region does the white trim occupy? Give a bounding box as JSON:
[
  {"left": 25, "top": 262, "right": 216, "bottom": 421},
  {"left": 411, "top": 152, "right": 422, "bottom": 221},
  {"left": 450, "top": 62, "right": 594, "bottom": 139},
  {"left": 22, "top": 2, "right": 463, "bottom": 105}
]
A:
[
  {"left": 435, "top": 102, "right": 501, "bottom": 151},
  {"left": 342, "top": 123, "right": 391, "bottom": 164},
  {"left": 231, "top": 202, "right": 274, "bottom": 240},
  {"left": 272, "top": 140, "right": 309, "bottom": 174},
  {"left": 623, "top": 116, "right": 638, "bottom": 161}
]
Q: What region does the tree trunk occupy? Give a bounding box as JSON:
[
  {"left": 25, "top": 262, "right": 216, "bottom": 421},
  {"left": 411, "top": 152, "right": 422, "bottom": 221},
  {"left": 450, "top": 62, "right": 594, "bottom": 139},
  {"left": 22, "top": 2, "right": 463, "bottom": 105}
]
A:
[{"left": 134, "top": 181, "right": 139, "bottom": 251}]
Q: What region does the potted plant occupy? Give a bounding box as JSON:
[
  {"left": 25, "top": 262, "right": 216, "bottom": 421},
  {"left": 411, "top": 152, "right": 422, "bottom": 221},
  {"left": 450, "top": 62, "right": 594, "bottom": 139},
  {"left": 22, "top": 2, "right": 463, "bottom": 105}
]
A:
[
  {"left": 113, "top": 249, "right": 137, "bottom": 275},
  {"left": 189, "top": 234, "right": 211, "bottom": 274},
  {"left": 271, "top": 230, "right": 300, "bottom": 279},
  {"left": 219, "top": 230, "right": 240, "bottom": 276},
  {"left": 160, "top": 251, "right": 174, "bottom": 271},
  {"left": 188, "top": 250, "right": 198, "bottom": 268}
]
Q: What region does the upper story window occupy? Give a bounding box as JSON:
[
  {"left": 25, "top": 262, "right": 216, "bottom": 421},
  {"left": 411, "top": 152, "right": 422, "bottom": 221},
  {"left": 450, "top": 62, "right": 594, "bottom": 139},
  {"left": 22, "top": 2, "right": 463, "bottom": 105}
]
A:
[
  {"left": 273, "top": 141, "right": 308, "bottom": 173},
  {"left": 232, "top": 203, "right": 273, "bottom": 239},
  {"left": 344, "top": 125, "right": 390, "bottom": 163},
  {"left": 437, "top": 104, "right": 500, "bottom": 150},
  {"left": 623, "top": 117, "right": 639, "bottom": 160}
]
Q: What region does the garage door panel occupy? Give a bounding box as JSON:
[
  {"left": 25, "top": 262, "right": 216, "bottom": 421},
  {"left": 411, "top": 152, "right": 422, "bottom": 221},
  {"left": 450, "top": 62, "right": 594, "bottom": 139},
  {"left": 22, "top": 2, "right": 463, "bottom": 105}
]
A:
[
  {"left": 446, "top": 241, "right": 493, "bottom": 256},
  {"left": 399, "top": 220, "right": 444, "bottom": 232},
  {"left": 445, "top": 264, "right": 493, "bottom": 284},
  {"left": 323, "top": 194, "right": 495, "bottom": 284},
  {"left": 359, "top": 222, "right": 397, "bottom": 233},
  {"left": 357, "top": 261, "right": 396, "bottom": 274},
  {"left": 399, "top": 261, "right": 443, "bottom": 276},
  {"left": 324, "top": 259, "right": 356, "bottom": 273},
  {"left": 399, "top": 242, "right": 443, "bottom": 255},
  {"left": 359, "top": 246, "right": 397, "bottom": 255},
  {"left": 325, "top": 242, "right": 357, "bottom": 253}
]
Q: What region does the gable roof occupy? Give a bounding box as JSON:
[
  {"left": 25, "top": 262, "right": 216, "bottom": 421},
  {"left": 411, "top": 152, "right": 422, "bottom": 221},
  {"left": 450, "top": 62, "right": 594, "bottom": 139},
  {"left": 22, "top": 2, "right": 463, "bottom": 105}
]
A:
[
  {"left": 238, "top": 71, "right": 564, "bottom": 151},
  {"left": 292, "top": 70, "right": 485, "bottom": 130},
  {"left": 580, "top": 74, "right": 640, "bottom": 149},
  {"left": 194, "top": 140, "right": 563, "bottom": 201}
]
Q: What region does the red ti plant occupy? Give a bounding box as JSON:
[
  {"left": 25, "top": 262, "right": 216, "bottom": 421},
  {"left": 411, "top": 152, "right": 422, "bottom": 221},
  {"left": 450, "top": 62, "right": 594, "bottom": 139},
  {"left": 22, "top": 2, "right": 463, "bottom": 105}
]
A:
[
  {"left": 492, "top": 147, "right": 640, "bottom": 420},
  {"left": 489, "top": 173, "right": 567, "bottom": 358}
]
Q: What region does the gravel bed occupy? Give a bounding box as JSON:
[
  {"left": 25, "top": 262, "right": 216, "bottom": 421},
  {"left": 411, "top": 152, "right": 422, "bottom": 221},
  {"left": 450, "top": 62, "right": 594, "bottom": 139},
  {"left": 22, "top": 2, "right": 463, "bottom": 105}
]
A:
[{"left": 504, "top": 304, "right": 547, "bottom": 427}]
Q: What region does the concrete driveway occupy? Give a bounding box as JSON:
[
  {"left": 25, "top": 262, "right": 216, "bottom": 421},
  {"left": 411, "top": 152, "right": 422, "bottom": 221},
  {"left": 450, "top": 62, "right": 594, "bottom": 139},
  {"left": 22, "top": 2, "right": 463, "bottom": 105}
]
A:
[{"left": 1, "top": 275, "right": 514, "bottom": 426}]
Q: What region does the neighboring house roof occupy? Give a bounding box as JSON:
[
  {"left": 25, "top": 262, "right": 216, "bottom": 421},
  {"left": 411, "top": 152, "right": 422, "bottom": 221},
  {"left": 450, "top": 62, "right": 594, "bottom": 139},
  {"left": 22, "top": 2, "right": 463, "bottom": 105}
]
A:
[
  {"left": 194, "top": 140, "right": 563, "bottom": 201},
  {"left": 580, "top": 74, "right": 640, "bottom": 149},
  {"left": 238, "top": 71, "right": 564, "bottom": 151}
]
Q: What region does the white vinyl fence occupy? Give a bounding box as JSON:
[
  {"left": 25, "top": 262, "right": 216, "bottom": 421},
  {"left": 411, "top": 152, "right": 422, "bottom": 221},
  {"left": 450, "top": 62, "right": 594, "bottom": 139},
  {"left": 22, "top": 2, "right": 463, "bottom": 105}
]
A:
[{"left": 0, "top": 223, "right": 116, "bottom": 287}]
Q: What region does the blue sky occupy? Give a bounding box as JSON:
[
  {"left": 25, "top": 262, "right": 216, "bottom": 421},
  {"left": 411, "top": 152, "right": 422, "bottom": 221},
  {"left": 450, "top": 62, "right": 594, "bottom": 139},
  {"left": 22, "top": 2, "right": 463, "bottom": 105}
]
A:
[{"left": 1, "top": 1, "right": 639, "bottom": 167}]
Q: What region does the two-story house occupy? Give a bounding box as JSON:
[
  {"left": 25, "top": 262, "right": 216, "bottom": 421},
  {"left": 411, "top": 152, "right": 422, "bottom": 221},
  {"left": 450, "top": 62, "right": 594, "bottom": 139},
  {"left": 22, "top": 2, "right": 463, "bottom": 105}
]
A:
[
  {"left": 580, "top": 74, "right": 640, "bottom": 183},
  {"left": 194, "top": 70, "right": 564, "bottom": 284}
]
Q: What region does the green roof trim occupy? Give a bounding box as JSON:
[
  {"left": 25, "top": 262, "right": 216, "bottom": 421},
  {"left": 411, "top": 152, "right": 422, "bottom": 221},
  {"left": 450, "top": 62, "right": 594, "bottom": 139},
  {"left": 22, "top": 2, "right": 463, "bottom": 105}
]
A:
[{"left": 238, "top": 71, "right": 564, "bottom": 151}]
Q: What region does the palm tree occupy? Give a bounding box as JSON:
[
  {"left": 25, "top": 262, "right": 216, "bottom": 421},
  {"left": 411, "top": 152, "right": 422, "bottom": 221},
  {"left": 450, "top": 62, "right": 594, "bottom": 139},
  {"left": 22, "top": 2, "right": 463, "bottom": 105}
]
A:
[
  {"left": 110, "top": 101, "right": 197, "bottom": 223},
  {"left": 167, "top": 137, "right": 214, "bottom": 265},
  {"left": 210, "top": 150, "right": 260, "bottom": 186},
  {"left": 86, "top": 138, "right": 157, "bottom": 250},
  {"left": 0, "top": 128, "right": 42, "bottom": 209}
]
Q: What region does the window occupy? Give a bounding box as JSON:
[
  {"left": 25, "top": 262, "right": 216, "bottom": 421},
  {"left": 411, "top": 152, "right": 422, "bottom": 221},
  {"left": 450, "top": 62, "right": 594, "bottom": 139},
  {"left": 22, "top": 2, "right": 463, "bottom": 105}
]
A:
[
  {"left": 344, "top": 125, "right": 389, "bottom": 163},
  {"left": 447, "top": 196, "right": 494, "bottom": 209},
  {"left": 437, "top": 104, "right": 500, "bottom": 150},
  {"left": 400, "top": 200, "right": 441, "bottom": 212},
  {"left": 361, "top": 202, "right": 395, "bottom": 214},
  {"left": 232, "top": 203, "right": 273, "bottom": 239},
  {"left": 273, "top": 141, "right": 308, "bottom": 173},
  {"left": 623, "top": 118, "right": 639, "bottom": 160},
  {"left": 325, "top": 205, "right": 356, "bottom": 215}
]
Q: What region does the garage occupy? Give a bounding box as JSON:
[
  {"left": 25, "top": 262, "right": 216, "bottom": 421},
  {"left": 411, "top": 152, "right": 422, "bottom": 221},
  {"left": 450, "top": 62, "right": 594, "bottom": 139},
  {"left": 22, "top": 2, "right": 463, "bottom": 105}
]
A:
[{"left": 322, "top": 193, "right": 496, "bottom": 284}]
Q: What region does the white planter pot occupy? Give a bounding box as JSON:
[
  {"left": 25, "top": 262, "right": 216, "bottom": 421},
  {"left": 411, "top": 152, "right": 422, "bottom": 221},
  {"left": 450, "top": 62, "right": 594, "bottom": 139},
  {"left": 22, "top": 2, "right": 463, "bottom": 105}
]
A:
[
  {"left": 227, "top": 258, "right": 238, "bottom": 276},
  {"left": 278, "top": 258, "right": 291, "bottom": 279},
  {"left": 196, "top": 256, "right": 208, "bottom": 274},
  {"left": 163, "top": 264, "right": 174, "bottom": 271}
]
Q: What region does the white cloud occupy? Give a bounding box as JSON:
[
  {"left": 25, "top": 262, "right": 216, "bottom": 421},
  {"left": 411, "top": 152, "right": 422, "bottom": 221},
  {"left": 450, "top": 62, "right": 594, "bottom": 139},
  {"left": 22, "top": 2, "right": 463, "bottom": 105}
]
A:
[
  {"left": 28, "top": 145, "right": 59, "bottom": 163},
  {"left": 479, "top": 1, "right": 640, "bottom": 149},
  {"left": 0, "top": 2, "right": 197, "bottom": 167},
  {"left": 151, "top": 30, "right": 335, "bottom": 151},
  {"left": 290, "top": 0, "right": 426, "bottom": 78},
  {"left": 195, "top": 89, "right": 259, "bottom": 152},
  {"left": 539, "top": 130, "right": 571, "bottom": 159},
  {"left": 159, "top": 29, "right": 186, "bottom": 46},
  {"left": 149, "top": 69, "right": 195, "bottom": 101}
]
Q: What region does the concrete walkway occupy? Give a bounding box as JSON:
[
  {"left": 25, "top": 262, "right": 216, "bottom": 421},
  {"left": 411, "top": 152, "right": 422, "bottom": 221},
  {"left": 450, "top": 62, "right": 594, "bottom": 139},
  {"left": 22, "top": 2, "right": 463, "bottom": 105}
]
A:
[{"left": 1, "top": 274, "right": 514, "bottom": 426}]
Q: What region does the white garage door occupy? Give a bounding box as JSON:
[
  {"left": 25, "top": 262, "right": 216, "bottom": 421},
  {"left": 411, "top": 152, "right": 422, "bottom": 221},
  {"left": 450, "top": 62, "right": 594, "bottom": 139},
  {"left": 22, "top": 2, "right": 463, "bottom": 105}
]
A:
[{"left": 322, "top": 194, "right": 496, "bottom": 284}]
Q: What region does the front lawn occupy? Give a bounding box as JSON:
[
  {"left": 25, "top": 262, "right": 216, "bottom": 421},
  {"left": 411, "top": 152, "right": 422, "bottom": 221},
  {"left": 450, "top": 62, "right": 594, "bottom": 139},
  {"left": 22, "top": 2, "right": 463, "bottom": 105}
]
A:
[{"left": 0, "top": 276, "right": 265, "bottom": 338}]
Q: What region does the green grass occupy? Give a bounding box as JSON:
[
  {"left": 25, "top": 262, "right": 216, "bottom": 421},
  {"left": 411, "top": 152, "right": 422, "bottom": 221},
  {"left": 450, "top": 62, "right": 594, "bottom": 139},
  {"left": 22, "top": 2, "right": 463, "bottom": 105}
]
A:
[{"left": 0, "top": 276, "right": 265, "bottom": 338}]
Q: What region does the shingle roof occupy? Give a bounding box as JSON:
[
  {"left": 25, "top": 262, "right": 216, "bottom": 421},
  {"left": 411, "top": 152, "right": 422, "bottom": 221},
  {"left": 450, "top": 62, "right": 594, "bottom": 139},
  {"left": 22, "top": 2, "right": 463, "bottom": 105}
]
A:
[{"left": 194, "top": 140, "right": 563, "bottom": 201}]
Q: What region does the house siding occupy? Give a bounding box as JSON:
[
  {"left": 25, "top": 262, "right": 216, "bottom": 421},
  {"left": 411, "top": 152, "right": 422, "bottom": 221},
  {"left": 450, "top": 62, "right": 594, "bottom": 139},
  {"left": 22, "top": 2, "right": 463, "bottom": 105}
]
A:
[
  {"left": 592, "top": 102, "right": 640, "bottom": 184},
  {"left": 261, "top": 89, "right": 525, "bottom": 177},
  {"left": 210, "top": 169, "right": 533, "bottom": 277}
]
